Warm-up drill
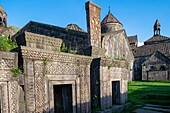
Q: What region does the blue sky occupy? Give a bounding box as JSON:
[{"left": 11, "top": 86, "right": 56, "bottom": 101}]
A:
[{"left": 0, "top": 0, "right": 170, "bottom": 43}]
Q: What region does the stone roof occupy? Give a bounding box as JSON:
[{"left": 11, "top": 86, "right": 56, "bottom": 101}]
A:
[
  {"left": 101, "top": 12, "right": 122, "bottom": 25},
  {"left": 142, "top": 51, "right": 170, "bottom": 66},
  {"left": 144, "top": 35, "right": 170, "bottom": 45},
  {"left": 66, "top": 24, "right": 85, "bottom": 32},
  {"left": 0, "top": 6, "right": 7, "bottom": 15},
  {"left": 127, "top": 35, "right": 138, "bottom": 44},
  {"left": 134, "top": 42, "right": 170, "bottom": 58}
]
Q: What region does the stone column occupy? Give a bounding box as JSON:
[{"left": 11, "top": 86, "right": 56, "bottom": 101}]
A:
[{"left": 24, "top": 59, "right": 36, "bottom": 112}]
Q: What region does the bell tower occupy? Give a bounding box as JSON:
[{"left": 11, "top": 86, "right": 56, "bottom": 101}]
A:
[{"left": 154, "top": 20, "right": 160, "bottom": 36}]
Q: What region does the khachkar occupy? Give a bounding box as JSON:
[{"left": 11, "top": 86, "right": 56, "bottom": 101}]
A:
[
  {"left": 85, "top": 1, "right": 106, "bottom": 57},
  {"left": 86, "top": 1, "right": 101, "bottom": 48}
]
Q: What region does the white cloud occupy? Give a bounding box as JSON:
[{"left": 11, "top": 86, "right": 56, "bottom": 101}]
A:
[{"left": 138, "top": 42, "right": 144, "bottom": 47}]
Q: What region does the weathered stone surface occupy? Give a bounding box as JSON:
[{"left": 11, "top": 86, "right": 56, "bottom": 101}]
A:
[
  {"left": 101, "top": 29, "right": 134, "bottom": 81},
  {"left": 91, "top": 58, "right": 128, "bottom": 110},
  {"left": 141, "top": 51, "right": 170, "bottom": 80},
  {"left": 0, "top": 82, "right": 8, "bottom": 113},
  {"left": 25, "top": 32, "right": 62, "bottom": 51},
  {"left": 24, "top": 60, "right": 35, "bottom": 112},
  {"left": 101, "top": 11, "right": 123, "bottom": 33},
  {"left": 0, "top": 1, "right": 133, "bottom": 113},
  {"left": 21, "top": 46, "right": 92, "bottom": 113},
  {"left": 0, "top": 51, "right": 24, "bottom": 113},
  {"left": 12, "top": 21, "right": 88, "bottom": 54},
  {"left": 0, "top": 6, "right": 7, "bottom": 28},
  {"left": 134, "top": 20, "right": 170, "bottom": 81},
  {"left": 86, "top": 1, "right": 101, "bottom": 48}
]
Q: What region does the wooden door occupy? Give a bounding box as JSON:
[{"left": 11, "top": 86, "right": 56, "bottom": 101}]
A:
[
  {"left": 112, "top": 81, "right": 120, "bottom": 105},
  {"left": 53, "top": 84, "right": 72, "bottom": 113}
]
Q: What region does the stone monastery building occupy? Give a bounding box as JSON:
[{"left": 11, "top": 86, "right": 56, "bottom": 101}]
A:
[
  {"left": 0, "top": 1, "right": 134, "bottom": 113},
  {"left": 134, "top": 20, "right": 170, "bottom": 81}
]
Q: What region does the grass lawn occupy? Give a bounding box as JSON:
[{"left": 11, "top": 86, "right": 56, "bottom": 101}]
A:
[
  {"left": 122, "top": 81, "right": 170, "bottom": 113},
  {"left": 128, "top": 81, "right": 170, "bottom": 105}
]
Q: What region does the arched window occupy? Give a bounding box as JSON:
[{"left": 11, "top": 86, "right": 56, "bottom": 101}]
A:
[
  {"left": 159, "top": 65, "right": 167, "bottom": 71},
  {"left": 149, "top": 65, "right": 157, "bottom": 71}
]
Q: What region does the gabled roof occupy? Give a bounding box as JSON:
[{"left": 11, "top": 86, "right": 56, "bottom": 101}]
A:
[
  {"left": 142, "top": 51, "right": 170, "bottom": 65},
  {"left": 66, "top": 24, "right": 85, "bottom": 32},
  {"left": 134, "top": 42, "right": 170, "bottom": 58},
  {"left": 144, "top": 35, "right": 170, "bottom": 45},
  {"left": 101, "top": 12, "right": 122, "bottom": 25}
]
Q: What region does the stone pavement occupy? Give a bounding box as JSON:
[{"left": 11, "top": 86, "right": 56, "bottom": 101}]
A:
[{"left": 133, "top": 104, "right": 170, "bottom": 113}]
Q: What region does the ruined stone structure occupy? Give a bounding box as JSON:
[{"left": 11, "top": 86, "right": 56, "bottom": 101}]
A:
[
  {"left": 0, "top": 51, "right": 25, "bottom": 113},
  {"left": 134, "top": 20, "right": 170, "bottom": 80},
  {"left": 0, "top": 1, "right": 134, "bottom": 113},
  {"left": 0, "top": 6, "right": 19, "bottom": 37},
  {"left": 0, "top": 6, "right": 7, "bottom": 28}
]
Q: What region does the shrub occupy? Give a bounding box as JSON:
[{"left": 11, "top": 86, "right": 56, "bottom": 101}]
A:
[
  {"left": 60, "top": 41, "right": 77, "bottom": 54},
  {"left": 0, "top": 34, "right": 17, "bottom": 51},
  {"left": 68, "top": 49, "right": 77, "bottom": 54},
  {"left": 60, "top": 41, "right": 68, "bottom": 52},
  {"left": 11, "top": 68, "right": 22, "bottom": 77}
]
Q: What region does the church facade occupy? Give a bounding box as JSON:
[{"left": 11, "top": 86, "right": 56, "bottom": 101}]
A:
[{"left": 134, "top": 20, "right": 170, "bottom": 80}]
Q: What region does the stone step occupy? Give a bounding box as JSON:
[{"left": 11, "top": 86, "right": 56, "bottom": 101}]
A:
[
  {"left": 145, "top": 104, "right": 170, "bottom": 109},
  {"left": 133, "top": 108, "right": 163, "bottom": 113},
  {"left": 143, "top": 106, "right": 170, "bottom": 112}
]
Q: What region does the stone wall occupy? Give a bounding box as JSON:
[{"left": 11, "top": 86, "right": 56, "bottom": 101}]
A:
[
  {"left": 16, "top": 31, "right": 62, "bottom": 51},
  {"left": 142, "top": 70, "right": 169, "bottom": 80},
  {"left": 12, "top": 21, "right": 88, "bottom": 54},
  {"left": 101, "top": 23, "right": 123, "bottom": 33},
  {"left": 5, "top": 1, "right": 132, "bottom": 113},
  {"left": 134, "top": 56, "right": 147, "bottom": 80},
  {"left": 0, "top": 51, "right": 24, "bottom": 113},
  {"left": 142, "top": 63, "right": 170, "bottom": 80},
  {"left": 21, "top": 46, "right": 92, "bottom": 113},
  {"left": 102, "top": 30, "right": 134, "bottom": 81},
  {"left": 141, "top": 51, "right": 170, "bottom": 81},
  {"left": 91, "top": 58, "right": 128, "bottom": 110}
]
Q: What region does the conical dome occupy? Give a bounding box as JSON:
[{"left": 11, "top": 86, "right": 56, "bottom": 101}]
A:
[
  {"left": 101, "top": 12, "right": 122, "bottom": 25},
  {"left": 101, "top": 11, "right": 123, "bottom": 33},
  {"left": 66, "top": 24, "right": 85, "bottom": 32}
]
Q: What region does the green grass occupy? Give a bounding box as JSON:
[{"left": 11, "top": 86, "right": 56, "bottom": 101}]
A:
[
  {"left": 122, "top": 81, "right": 170, "bottom": 113},
  {"left": 128, "top": 81, "right": 170, "bottom": 105}
]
